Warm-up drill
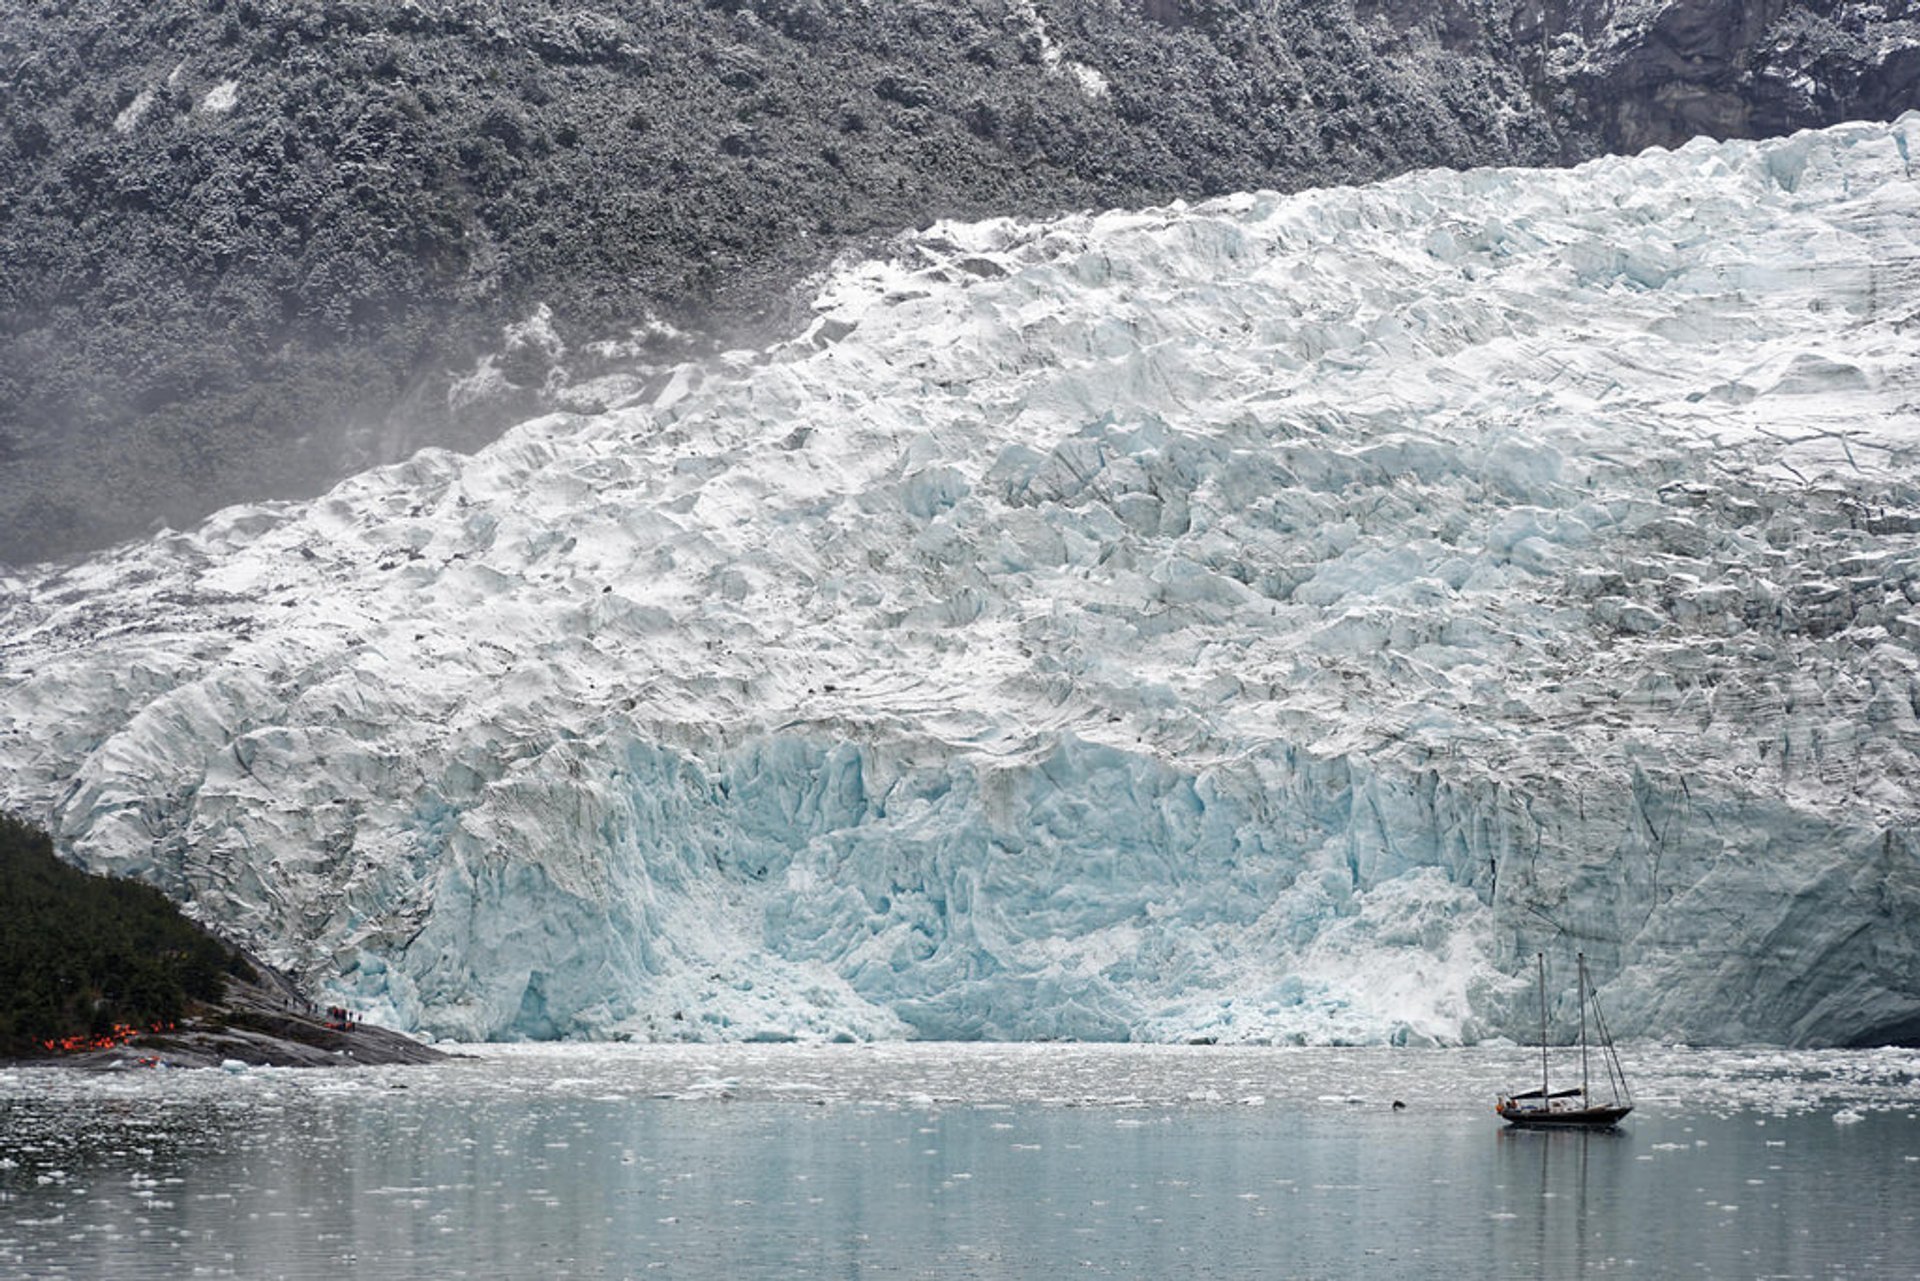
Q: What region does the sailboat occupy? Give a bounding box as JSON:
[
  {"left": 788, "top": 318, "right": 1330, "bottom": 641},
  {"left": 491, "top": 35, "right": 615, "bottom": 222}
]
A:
[{"left": 1496, "top": 951, "right": 1633, "bottom": 1128}]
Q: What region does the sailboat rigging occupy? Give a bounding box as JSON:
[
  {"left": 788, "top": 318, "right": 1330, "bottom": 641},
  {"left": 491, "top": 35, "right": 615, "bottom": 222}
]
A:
[{"left": 1496, "top": 951, "right": 1633, "bottom": 1128}]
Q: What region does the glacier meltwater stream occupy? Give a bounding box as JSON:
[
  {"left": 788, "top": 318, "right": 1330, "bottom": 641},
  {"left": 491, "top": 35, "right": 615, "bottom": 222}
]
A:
[{"left": 3, "top": 117, "right": 1920, "bottom": 1048}]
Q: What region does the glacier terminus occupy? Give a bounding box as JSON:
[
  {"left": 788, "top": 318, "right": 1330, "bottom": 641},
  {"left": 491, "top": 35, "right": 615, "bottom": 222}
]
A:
[{"left": 3, "top": 117, "right": 1919, "bottom": 1049}]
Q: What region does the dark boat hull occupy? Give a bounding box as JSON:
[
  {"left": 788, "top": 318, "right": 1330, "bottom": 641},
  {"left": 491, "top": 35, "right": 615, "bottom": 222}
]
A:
[{"left": 1499, "top": 1103, "right": 1633, "bottom": 1128}]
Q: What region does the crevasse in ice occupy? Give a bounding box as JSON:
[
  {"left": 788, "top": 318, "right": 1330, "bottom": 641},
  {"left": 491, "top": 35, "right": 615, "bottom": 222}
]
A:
[{"left": 4, "top": 117, "right": 1919, "bottom": 1046}]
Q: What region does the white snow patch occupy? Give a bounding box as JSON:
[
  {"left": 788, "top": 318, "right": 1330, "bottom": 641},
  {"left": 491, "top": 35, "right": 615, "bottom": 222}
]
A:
[
  {"left": 1011, "top": 0, "right": 1109, "bottom": 99},
  {"left": 447, "top": 302, "right": 570, "bottom": 415},
  {"left": 113, "top": 88, "right": 155, "bottom": 134},
  {"left": 201, "top": 80, "right": 239, "bottom": 114}
]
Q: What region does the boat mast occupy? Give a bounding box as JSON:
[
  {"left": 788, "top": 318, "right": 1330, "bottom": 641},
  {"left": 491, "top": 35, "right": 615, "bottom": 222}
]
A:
[
  {"left": 1578, "top": 952, "right": 1591, "bottom": 1103},
  {"left": 1587, "top": 968, "right": 1633, "bottom": 1108},
  {"left": 1537, "top": 951, "right": 1548, "bottom": 1102}
]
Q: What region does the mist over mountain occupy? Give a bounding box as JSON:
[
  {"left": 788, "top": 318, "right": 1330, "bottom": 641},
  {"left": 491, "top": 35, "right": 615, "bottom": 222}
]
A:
[{"left": 3, "top": 0, "right": 1915, "bottom": 563}]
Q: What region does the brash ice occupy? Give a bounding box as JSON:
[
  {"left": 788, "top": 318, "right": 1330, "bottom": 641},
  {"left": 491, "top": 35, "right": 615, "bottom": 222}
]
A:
[{"left": 3, "top": 118, "right": 1919, "bottom": 1047}]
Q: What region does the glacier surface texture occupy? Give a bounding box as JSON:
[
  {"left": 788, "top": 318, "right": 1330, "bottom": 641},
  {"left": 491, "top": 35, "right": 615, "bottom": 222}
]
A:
[{"left": 4, "top": 118, "right": 1920, "bottom": 1048}]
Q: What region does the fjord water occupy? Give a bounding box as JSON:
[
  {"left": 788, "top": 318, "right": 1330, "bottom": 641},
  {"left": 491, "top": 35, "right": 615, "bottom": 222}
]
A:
[{"left": 2, "top": 1045, "right": 1916, "bottom": 1279}]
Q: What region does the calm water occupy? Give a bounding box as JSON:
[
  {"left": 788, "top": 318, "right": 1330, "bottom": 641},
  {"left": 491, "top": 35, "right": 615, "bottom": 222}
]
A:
[{"left": 2, "top": 1043, "right": 1916, "bottom": 1279}]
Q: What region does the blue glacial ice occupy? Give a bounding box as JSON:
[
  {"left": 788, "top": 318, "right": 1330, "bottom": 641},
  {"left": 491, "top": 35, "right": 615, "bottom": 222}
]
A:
[{"left": 3, "top": 117, "right": 1920, "bottom": 1047}]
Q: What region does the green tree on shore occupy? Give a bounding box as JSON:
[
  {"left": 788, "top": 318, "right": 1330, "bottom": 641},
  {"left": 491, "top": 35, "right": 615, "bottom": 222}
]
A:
[{"left": 0, "top": 813, "right": 254, "bottom": 1056}]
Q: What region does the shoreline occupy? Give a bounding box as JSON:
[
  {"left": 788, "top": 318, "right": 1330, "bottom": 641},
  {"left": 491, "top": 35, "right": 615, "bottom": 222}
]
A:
[{"left": 6, "top": 967, "right": 451, "bottom": 1070}]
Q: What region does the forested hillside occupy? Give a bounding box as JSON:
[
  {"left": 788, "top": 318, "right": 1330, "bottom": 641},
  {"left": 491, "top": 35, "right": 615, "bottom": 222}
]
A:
[
  {"left": 0, "top": 812, "right": 254, "bottom": 1056},
  {"left": 1, "top": 0, "right": 1914, "bottom": 562}
]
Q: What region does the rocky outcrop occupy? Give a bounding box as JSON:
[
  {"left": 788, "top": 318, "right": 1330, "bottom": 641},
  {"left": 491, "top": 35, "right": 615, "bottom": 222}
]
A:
[
  {"left": 1532, "top": 0, "right": 1920, "bottom": 152},
  {"left": 42, "top": 964, "right": 448, "bottom": 1069},
  {"left": 1, "top": 0, "right": 1914, "bottom": 563}
]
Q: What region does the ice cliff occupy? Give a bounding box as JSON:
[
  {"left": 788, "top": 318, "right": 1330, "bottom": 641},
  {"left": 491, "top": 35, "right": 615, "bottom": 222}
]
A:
[{"left": 4, "top": 117, "right": 1920, "bottom": 1047}]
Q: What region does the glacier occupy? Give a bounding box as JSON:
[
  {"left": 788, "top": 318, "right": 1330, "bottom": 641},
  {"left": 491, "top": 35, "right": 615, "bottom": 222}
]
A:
[{"left": 4, "top": 117, "right": 1920, "bottom": 1048}]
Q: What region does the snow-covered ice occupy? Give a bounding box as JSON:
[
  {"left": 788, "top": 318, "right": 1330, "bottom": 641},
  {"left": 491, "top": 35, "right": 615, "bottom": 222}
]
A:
[{"left": 3, "top": 117, "right": 1919, "bottom": 1047}]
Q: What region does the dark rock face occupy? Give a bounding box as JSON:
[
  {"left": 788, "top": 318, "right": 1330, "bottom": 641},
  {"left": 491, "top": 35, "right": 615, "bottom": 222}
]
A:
[
  {"left": 0, "top": 0, "right": 1913, "bottom": 563},
  {"left": 1533, "top": 0, "right": 1920, "bottom": 153}
]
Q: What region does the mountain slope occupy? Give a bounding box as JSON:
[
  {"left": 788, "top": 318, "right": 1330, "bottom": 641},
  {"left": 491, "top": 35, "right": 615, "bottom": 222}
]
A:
[
  {"left": 3, "top": 0, "right": 1916, "bottom": 562},
  {"left": 3, "top": 117, "right": 1919, "bottom": 1046}
]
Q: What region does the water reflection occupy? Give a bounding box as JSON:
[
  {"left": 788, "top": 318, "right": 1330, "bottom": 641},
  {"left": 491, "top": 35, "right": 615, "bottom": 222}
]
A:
[
  {"left": 1492, "top": 1125, "right": 1633, "bottom": 1276},
  {"left": 2, "top": 1047, "right": 1916, "bottom": 1279}
]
